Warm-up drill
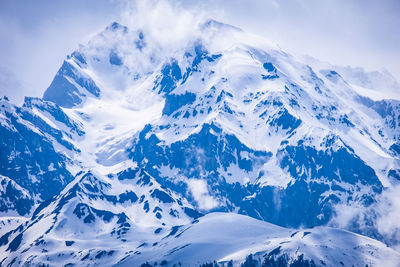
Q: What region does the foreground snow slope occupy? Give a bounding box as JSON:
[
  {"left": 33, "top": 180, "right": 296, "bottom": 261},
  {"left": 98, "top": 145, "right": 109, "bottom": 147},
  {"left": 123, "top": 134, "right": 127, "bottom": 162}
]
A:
[
  {"left": 120, "top": 212, "right": 400, "bottom": 266},
  {"left": 2, "top": 208, "right": 400, "bottom": 267}
]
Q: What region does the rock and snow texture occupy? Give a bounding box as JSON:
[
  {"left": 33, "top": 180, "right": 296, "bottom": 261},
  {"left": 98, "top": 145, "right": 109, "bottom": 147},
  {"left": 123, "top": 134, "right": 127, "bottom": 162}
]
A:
[
  {"left": 0, "top": 175, "right": 33, "bottom": 217},
  {"left": 0, "top": 12, "right": 400, "bottom": 267},
  {"left": 0, "top": 96, "right": 81, "bottom": 217}
]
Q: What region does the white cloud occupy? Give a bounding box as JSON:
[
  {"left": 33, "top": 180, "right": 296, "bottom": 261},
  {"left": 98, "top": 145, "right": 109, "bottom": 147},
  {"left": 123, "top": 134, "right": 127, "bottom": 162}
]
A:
[
  {"left": 188, "top": 179, "right": 219, "bottom": 210},
  {"left": 120, "top": 0, "right": 211, "bottom": 55},
  {"left": 375, "top": 186, "right": 400, "bottom": 249},
  {"left": 331, "top": 185, "right": 400, "bottom": 251}
]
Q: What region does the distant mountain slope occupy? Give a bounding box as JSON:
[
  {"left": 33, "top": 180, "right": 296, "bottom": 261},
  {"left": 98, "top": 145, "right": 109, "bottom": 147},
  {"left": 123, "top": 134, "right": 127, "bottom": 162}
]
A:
[
  {"left": 0, "top": 96, "right": 82, "bottom": 216},
  {"left": 0, "top": 175, "right": 32, "bottom": 216},
  {"left": 0, "top": 169, "right": 201, "bottom": 266}
]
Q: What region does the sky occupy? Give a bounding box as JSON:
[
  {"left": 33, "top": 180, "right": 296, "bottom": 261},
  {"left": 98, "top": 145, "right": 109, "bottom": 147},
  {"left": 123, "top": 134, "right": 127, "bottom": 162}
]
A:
[{"left": 0, "top": 0, "right": 399, "bottom": 104}]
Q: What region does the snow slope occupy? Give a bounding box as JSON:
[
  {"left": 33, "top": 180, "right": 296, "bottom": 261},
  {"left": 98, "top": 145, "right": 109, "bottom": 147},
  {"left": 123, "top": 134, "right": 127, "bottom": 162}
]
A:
[{"left": 119, "top": 212, "right": 400, "bottom": 267}]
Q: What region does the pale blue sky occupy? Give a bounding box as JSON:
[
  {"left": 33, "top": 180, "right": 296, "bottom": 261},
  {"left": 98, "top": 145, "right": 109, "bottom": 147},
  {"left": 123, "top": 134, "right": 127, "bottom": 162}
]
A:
[{"left": 1, "top": 0, "right": 399, "bottom": 103}]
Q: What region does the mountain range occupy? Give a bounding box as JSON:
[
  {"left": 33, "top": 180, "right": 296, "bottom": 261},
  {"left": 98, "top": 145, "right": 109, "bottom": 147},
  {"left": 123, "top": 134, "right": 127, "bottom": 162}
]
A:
[{"left": 1, "top": 19, "right": 400, "bottom": 266}]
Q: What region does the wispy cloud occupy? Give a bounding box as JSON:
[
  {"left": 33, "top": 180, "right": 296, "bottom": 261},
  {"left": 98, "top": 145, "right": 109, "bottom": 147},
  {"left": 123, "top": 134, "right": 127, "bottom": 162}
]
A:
[
  {"left": 331, "top": 184, "right": 400, "bottom": 250},
  {"left": 121, "top": 0, "right": 206, "bottom": 49},
  {"left": 188, "top": 179, "right": 219, "bottom": 210}
]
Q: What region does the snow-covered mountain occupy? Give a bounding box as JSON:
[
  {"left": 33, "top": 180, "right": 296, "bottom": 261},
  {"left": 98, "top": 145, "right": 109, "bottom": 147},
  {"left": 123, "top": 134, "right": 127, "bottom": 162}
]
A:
[
  {"left": 1, "top": 18, "right": 400, "bottom": 266},
  {"left": 0, "top": 96, "right": 81, "bottom": 215}
]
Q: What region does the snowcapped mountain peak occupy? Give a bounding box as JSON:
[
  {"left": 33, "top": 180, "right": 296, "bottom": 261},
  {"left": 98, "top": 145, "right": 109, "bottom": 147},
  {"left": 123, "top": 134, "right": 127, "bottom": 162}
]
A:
[
  {"left": 37, "top": 17, "right": 400, "bottom": 216},
  {"left": 41, "top": 16, "right": 286, "bottom": 116}
]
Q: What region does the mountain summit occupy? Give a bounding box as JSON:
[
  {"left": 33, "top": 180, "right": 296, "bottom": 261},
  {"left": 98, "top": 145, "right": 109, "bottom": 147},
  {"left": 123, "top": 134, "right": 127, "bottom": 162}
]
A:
[{"left": 1, "top": 18, "right": 400, "bottom": 266}]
